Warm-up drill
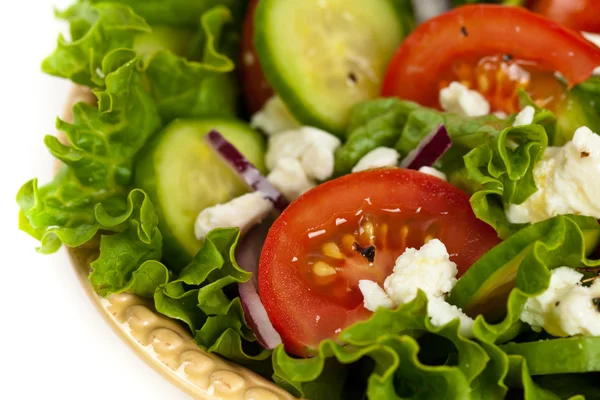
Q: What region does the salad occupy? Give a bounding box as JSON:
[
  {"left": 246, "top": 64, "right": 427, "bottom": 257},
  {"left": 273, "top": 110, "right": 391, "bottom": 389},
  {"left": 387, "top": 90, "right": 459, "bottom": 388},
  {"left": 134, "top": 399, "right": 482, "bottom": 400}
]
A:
[{"left": 17, "top": 0, "right": 600, "bottom": 398}]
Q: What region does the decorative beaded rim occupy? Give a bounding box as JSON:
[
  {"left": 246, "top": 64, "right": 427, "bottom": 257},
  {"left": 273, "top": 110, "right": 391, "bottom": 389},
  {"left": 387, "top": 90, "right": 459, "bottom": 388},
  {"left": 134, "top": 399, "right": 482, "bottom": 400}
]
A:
[{"left": 62, "top": 86, "right": 297, "bottom": 400}]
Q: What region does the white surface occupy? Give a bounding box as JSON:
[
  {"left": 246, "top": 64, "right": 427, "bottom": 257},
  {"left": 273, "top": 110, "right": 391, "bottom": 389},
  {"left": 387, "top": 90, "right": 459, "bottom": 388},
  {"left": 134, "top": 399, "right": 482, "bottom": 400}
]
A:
[{"left": 0, "top": 2, "right": 190, "bottom": 399}]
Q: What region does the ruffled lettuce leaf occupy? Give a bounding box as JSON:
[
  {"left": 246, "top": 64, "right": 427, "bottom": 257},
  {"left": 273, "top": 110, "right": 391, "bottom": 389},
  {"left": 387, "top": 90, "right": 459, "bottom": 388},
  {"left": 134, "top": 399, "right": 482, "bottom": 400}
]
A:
[
  {"left": 450, "top": 215, "right": 600, "bottom": 341},
  {"left": 463, "top": 124, "right": 548, "bottom": 238},
  {"left": 20, "top": 2, "right": 241, "bottom": 254},
  {"left": 89, "top": 189, "right": 164, "bottom": 296},
  {"left": 153, "top": 228, "right": 270, "bottom": 365},
  {"left": 334, "top": 98, "right": 511, "bottom": 176},
  {"left": 43, "top": 1, "right": 151, "bottom": 86},
  {"left": 141, "top": 5, "right": 238, "bottom": 121},
  {"left": 17, "top": 52, "right": 161, "bottom": 253},
  {"left": 81, "top": 0, "right": 247, "bottom": 28},
  {"left": 273, "top": 291, "right": 488, "bottom": 399}
]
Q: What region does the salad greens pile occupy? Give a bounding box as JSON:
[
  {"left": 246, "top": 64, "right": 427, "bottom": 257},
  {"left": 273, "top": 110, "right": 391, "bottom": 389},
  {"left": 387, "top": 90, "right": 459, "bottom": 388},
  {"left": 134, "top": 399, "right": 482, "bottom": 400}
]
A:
[{"left": 17, "top": 0, "right": 600, "bottom": 398}]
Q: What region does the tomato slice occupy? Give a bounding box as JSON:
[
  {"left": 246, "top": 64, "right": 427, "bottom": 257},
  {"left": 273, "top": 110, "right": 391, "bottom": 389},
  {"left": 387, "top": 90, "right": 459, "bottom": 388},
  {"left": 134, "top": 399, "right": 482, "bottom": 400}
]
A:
[
  {"left": 258, "top": 168, "right": 501, "bottom": 357},
  {"left": 381, "top": 5, "right": 600, "bottom": 114},
  {"left": 239, "top": 0, "right": 273, "bottom": 114},
  {"left": 528, "top": 0, "right": 600, "bottom": 33}
]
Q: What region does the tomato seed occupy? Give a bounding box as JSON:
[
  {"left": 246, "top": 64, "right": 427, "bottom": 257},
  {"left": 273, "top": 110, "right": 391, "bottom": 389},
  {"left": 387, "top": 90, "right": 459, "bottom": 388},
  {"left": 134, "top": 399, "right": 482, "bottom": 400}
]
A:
[
  {"left": 322, "top": 242, "right": 345, "bottom": 260},
  {"left": 312, "top": 261, "right": 337, "bottom": 277}
]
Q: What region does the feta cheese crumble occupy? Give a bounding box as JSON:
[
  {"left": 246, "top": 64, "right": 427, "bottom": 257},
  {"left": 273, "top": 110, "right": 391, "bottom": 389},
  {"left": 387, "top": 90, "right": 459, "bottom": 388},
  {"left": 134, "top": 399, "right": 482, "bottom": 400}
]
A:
[
  {"left": 439, "top": 81, "right": 490, "bottom": 117},
  {"left": 352, "top": 147, "right": 400, "bottom": 172},
  {"left": 359, "top": 239, "right": 474, "bottom": 337},
  {"left": 418, "top": 166, "right": 447, "bottom": 181},
  {"left": 194, "top": 192, "right": 272, "bottom": 240},
  {"left": 513, "top": 105, "right": 535, "bottom": 127},
  {"left": 266, "top": 157, "right": 315, "bottom": 201},
  {"left": 520, "top": 267, "right": 600, "bottom": 337},
  {"left": 506, "top": 126, "right": 600, "bottom": 224},
  {"left": 266, "top": 127, "right": 341, "bottom": 200},
  {"left": 250, "top": 96, "right": 301, "bottom": 136}
]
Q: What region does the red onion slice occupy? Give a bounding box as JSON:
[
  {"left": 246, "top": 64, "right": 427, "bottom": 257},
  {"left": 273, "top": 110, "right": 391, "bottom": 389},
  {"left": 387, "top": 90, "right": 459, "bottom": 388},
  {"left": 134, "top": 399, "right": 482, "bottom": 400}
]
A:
[
  {"left": 400, "top": 125, "right": 452, "bottom": 170},
  {"left": 205, "top": 130, "right": 288, "bottom": 212},
  {"left": 236, "top": 224, "right": 282, "bottom": 349}
]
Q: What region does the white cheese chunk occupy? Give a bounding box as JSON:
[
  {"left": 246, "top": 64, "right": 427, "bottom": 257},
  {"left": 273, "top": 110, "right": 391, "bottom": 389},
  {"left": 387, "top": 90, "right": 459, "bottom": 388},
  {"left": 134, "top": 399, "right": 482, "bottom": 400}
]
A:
[
  {"left": 352, "top": 147, "right": 400, "bottom": 172},
  {"left": 267, "top": 157, "right": 315, "bottom": 201},
  {"left": 418, "top": 166, "right": 447, "bottom": 181},
  {"left": 359, "top": 239, "right": 474, "bottom": 337},
  {"left": 384, "top": 239, "right": 458, "bottom": 303},
  {"left": 521, "top": 267, "right": 600, "bottom": 337},
  {"left": 358, "top": 280, "right": 394, "bottom": 311},
  {"left": 250, "top": 96, "right": 301, "bottom": 136},
  {"left": 521, "top": 267, "right": 583, "bottom": 332},
  {"left": 506, "top": 126, "right": 600, "bottom": 224},
  {"left": 265, "top": 127, "right": 341, "bottom": 200},
  {"left": 194, "top": 192, "right": 272, "bottom": 240},
  {"left": 513, "top": 105, "right": 535, "bottom": 127},
  {"left": 427, "top": 297, "right": 474, "bottom": 338},
  {"left": 439, "top": 81, "right": 490, "bottom": 117}
]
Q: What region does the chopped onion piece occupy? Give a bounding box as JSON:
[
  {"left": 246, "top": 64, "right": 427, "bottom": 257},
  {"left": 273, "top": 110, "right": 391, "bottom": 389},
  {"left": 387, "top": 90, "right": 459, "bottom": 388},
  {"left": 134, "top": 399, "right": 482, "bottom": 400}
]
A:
[
  {"left": 400, "top": 125, "right": 452, "bottom": 170},
  {"left": 205, "top": 130, "right": 288, "bottom": 212},
  {"left": 236, "top": 224, "right": 282, "bottom": 349}
]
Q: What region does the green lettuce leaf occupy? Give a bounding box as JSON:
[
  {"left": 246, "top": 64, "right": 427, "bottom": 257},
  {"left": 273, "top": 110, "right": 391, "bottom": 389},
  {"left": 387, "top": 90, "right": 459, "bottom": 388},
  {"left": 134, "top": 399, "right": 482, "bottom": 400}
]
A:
[
  {"left": 83, "top": 0, "right": 247, "bottom": 28},
  {"left": 154, "top": 228, "right": 270, "bottom": 364},
  {"left": 89, "top": 189, "right": 164, "bottom": 296},
  {"left": 334, "top": 98, "right": 511, "bottom": 176},
  {"left": 48, "top": 50, "right": 161, "bottom": 188},
  {"left": 18, "top": 51, "right": 161, "bottom": 254},
  {"left": 43, "top": 1, "right": 151, "bottom": 86},
  {"left": 450, "top": 215, "right": 600, "bottom": 339},
  {"left": 505, "top": 355, "right": 561, "bottom": 400},
  {"left": 557, "top": 77, "right": 600, "bottom": 145},
  {"left": 273, "top": 291, "right": 487, "bottom": 399},
  {"left": 463, "top": 124, "right": 548, "bottom": 238},
  {"left": 141, "top": 5, "right": 238, "bottom": 121}
]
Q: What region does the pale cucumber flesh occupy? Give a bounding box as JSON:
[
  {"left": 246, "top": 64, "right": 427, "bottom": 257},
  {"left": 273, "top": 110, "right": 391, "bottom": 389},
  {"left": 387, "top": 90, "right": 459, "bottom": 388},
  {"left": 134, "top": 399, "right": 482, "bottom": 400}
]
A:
[
  {"left": 135, "top": 118, "right": 266, "bottom": 268},
  {"left": 254, "top": 0, "right": 406, "bottom": 134}
]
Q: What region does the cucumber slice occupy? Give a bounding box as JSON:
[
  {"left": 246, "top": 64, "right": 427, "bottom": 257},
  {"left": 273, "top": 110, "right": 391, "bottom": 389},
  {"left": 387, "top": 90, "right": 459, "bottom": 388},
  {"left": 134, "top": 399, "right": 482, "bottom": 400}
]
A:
[
  {"left": 254, "top": 0, "right": 407, "bottom": 135},
  {"left": 135, "top": 119, "right": 266, "bottom": 268}
]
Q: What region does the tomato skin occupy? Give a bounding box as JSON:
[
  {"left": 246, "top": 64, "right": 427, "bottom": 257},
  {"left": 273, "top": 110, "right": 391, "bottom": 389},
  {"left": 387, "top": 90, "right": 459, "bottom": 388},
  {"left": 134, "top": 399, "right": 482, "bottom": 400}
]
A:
[
  {"left": 258, "top": 168, "right": 501, "bottom": 357},
  {"left": 528, "top": 0, "right": 600, "bottom": 33},
  {"left": 381, "top": 5, "right": 600, "bottom": 109},
  {"left": 239, "top": 0, "right": 273, "bottom": 114}
]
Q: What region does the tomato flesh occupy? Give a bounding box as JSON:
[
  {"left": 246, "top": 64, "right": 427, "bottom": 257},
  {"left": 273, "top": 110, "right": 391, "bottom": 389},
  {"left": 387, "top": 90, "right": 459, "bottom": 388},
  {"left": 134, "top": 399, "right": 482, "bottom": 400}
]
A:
[
  {"left": 439, "top": 55, "right": 566, "bottom": 114},
  {"left": 528, "top": 0, "right": 600, "bottom": 33},
  {"left": 382, "top": 5, "right": 600, "bottom": 112},
  {"left": 239, "top": 0, "right": 274, "bottom": 114},
  {"left": 258, "top": 168, "right": 501, "bottom": 357}
]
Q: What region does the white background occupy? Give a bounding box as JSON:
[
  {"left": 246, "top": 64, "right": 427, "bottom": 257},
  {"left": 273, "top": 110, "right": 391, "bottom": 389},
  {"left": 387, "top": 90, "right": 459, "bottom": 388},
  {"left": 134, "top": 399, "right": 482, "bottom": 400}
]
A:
[{"left": 0, "top": 2, "right": 189, "bottom": 399}]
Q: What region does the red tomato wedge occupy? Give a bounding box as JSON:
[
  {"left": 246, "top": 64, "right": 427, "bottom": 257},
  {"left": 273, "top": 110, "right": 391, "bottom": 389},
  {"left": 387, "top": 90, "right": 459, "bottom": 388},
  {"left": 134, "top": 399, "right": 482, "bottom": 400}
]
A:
[
  {"left": 528, "top": 0, "right": 600, "bottom": 33},
  {"left": 381, "top": 5, "right": 600, "bottom": 114},
  {"left": 258, "top": 168, "right": 501, "bottom": 357},
  {"left": 239, "top": 0, "right": 273, "bottom": 114}
]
